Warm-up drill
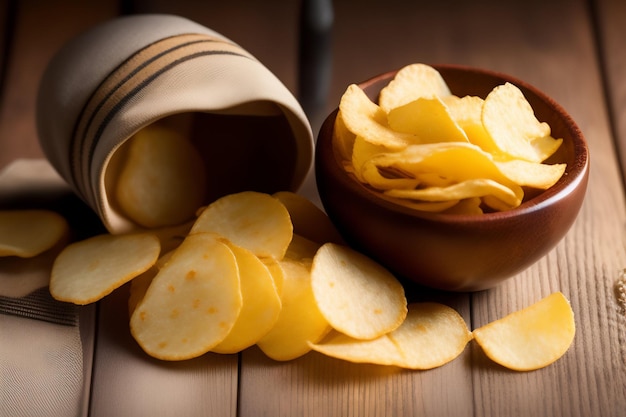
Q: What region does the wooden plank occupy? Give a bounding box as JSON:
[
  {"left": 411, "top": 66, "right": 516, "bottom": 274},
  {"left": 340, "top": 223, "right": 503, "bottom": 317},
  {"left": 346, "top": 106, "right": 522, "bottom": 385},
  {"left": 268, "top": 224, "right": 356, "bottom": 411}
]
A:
[{"left": 0, "top": 0, "right": 119, "bottom": 169}]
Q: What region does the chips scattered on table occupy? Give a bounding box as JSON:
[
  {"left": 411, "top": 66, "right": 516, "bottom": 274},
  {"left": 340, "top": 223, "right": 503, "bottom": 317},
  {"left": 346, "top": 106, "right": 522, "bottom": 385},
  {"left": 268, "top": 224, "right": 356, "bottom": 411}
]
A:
[
  {"left": 310, "top": 302, "right": 471, "bottom": 369},
  {"left": 0, "top": 209, "right": 69, "bottom": 258},
  {"left": 472, "top": 292, "right": 575, "bottom": 371},
  {"left": 334, "top": 63, "right": 567, "bottom": 214}
]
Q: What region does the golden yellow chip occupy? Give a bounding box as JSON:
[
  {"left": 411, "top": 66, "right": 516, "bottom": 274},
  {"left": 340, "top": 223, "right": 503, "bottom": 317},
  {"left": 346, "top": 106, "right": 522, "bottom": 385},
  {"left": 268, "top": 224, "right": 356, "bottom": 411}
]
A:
[
  {"left": 284, "top": 233, "right": 320, "bottom": 262},
  {"left": 257, "top": 258, "right": 331, "bottom": 361},
  {"left": 387, "top": 97, "right": 468, "bottom": 143},
  {"left": 378, "top": 63, "right": 452, "bottom": 112},
  {"left": 444, "top": 94, "right": 501, "bottom": 156},
  {"left": 115, "top": 124, "right": 207, "bottom": 229},
  {"left": 0, "top": 210, "right": 69, "bottom": 258},
  {"left": 310, "top": 243, "right": 407, "bottom": 340},
  {"left": 128, "top": 249, "right": 174, "bottom": 316},
  {"left": 130, "top": 232, "right": 242, "bottom": 361},
  {"left": 310, "top": 303, "right": 471, "bottom": 369},
  {"left": 385, "top": 178, "right": 522, "bottom": 210},
  {"left": 212, "top": 243, "right": 281, "bottom": 354},
  {"left": 482, "top": 82, "right": 562, "bottom": 163},
  {"left": 389, "top": 303, "right": 472, "bottom": 369},
  {"left": 494, "top": 159, "right": 566, "bottom": 190},
  {"left": 340, "top": 84, "right": 415, "bottom": 150},
  {"left": 309, "top": 330, "right": 404, "bottom": 366},
  {"left": 472, "top": 292, "right": 575, "bottom": 371},
  {"left": 50, "top": 233, "right": 160, "bottom": 305},
  {"left": 190, "top": 191, "right": 293, "bottom": 260},
  {"left": 272, "top": 191, "right": 344, "bottom": 245}
]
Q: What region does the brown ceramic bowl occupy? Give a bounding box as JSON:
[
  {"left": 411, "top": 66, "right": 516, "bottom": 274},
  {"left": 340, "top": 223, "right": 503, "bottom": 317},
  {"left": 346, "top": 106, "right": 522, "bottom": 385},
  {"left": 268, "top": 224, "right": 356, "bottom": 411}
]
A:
[{"left": 315, "top": 64, "right": 589, "bottom": 292}]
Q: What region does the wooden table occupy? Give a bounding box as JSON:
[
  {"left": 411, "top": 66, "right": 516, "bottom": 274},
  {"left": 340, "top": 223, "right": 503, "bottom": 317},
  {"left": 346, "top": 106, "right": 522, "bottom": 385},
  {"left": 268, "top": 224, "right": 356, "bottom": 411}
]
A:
[{"left": 1, "top": 0, "right": 625, "bottom": 416}]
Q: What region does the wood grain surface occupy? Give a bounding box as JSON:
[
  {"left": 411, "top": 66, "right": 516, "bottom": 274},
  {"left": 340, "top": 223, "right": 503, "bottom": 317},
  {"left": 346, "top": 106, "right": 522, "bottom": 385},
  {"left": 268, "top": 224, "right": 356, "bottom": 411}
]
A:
[{"left": 0, "top": 1, "right": 624, "bottom": 416}]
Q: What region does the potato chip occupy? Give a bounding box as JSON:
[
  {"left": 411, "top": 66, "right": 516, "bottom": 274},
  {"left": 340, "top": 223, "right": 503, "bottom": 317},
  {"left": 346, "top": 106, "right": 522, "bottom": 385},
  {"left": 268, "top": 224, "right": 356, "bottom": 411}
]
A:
[
  {"left": 389, "top": 302, "right": 471, "bottom": 369},
  {"left": 340, "top": 84, "right": 415, "bottom": 150},
  {"left": 257, "top": 257, "right": 331, "bottom": 361},
  {"left": 310, "top": 243, "right": 407, "bottom": 340},
  {"left": 190, "top": 191, "right": 293, "bottom": 260},
  {"left": 262, "top": 258, "right": 285, "bottom": 297},
  {"left": 310, "top": 303, "right": 471, "bottom": 369},
  {"left": 212, "top": 243, "right": 281, "bottom": 354},
  {"left": 482, "top": 82, "right": 562, "bottom": 163},
  {"left": 385, "top": 178, "right": 522, "bottom": 210},
  {"left": 494, "top": 159, "right": 566, "bottom": 189},
  {"left": 351, "top": 136, "right": 393, "bottom": 183},
  {"left": 130, "top": 232, "right": 242, "bottom": 360},
  {"left": 0, "top": 210, "right": 69, "bottom": 258},
  {"left": 128, "top": 249, "right": 174, "bottom": 315},
  {"left": 309, "top": 330, "right": 404, "bottom": 366},
  {"left": 284, "top": 233, "right": 320, "bottom": 262},
  {"left": 273, "top": 191, "right": 344, "bottom": 245},
  {"left": 378, "top": 63, "right": 452, "bottom": 112},
  {"left": 115, "top": 124, "right": 207, "bottom": 228},
  {"left": 387, "top": 97, "right": 468, "bottom": 143},
  {"left": 50, "top": 233, "right": 160, "bottom": 305},
  {"left": 472, "top": 292, "right": 575, "bottom": 371},
  {"left": 444, "top": 95, "right": 502, "bottom": 156}
]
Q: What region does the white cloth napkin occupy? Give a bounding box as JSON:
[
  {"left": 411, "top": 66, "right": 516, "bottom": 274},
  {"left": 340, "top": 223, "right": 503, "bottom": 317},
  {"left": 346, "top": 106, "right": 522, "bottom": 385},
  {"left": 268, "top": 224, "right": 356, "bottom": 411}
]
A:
[{"left": 0, "top": 159, "right": 87, "bottom": 417}]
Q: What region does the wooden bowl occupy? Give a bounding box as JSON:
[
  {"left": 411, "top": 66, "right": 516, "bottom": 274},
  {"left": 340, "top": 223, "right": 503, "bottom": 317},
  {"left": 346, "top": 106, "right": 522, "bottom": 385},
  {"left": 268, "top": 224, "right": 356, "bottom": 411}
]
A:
[{"left": 315, "top": 64, "right": 589, "bottom": 291}]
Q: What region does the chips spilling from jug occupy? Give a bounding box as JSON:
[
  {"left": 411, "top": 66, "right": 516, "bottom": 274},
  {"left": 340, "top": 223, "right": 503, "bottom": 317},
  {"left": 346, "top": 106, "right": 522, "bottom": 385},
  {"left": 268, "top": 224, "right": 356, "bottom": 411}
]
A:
[
  {"left": 334, "top": 63, "right": 567, "bottom": 214},
  {"left": 1, "top": 187, "right": 575, "bottom": 370}
]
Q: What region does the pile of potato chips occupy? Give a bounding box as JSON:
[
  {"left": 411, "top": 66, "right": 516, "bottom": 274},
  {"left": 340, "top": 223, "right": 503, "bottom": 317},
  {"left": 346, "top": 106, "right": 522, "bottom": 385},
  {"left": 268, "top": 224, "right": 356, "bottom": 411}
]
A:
[
  {"left": 1, "top": 191, "right": 575, "bottom": 371},
  {"left": 334, "top": 63, "right": 567, "bottom": 214}
]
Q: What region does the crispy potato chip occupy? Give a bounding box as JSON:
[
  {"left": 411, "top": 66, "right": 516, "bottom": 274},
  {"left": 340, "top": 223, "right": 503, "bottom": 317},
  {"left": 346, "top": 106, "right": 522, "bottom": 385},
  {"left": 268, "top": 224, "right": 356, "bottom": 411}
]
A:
[
  {"left": 190, "top": 191, "right": 293, "bottom": 260},
  {"left": 130, "top": 232, "right": 242, "bottom": 360},
  {"left": 444, "top": 95, "right": 502, "bottom": 156},
  {"left": 262, "top": 258, "right": 285, "bottom": 297},
  {"left": 115, "top": 124, "right": 207, "bottom": 229},
  {"left": 212, "top": 243, "right": 281, "bottom": 354},
  {"left": 273, "top": 191, "right": 344, "bottom": 245},
  {"left": 472, "top": 292, "right": 575, "bottom": 371},
  {"left": 0, "top": 210, "right": 69, "bottom": 258},
  {"left": 351, "top": 136, "right": 393, "bottom": 183},
  {"left": 389, "top": 303, "right": 471, "bottom": 369},
  {"left": 482, "top": 82, "right": 562, "bottom": 163},
  {"left": 284, "top": 233, "right": 321, "bottom": 263},
  {"left": 387, "top": 97, "right": 468, "bottom": 143},
  {"left": 50, "top": 233, "right": 160, "bottom": 305},
  {"left": 128, "top": 249, "right": 175, "bottom": 315},
  {"left": 378, "top": 63, "right": 452, "bottom": 112},
  {"left": 311, "top": 243, "right": 407, "bottom": 340},
  {"left": 310, "top": 303, "right": 471, "bottom": 369},
  {"left": 257, "top": 257, "right": 331, "bottom": 361},
  {"left": 385, "top": 178, "right": 522, "bottom": 210},
  {"left": 442, "top": 197, "right": 484, "bottom": 215},
  {"left": 494, "top": 159, "right": 566, "bottom": 189},
  {"left": 340, "top": 84, "right": 415, "bottom": 150},
  {"left": 309, "top": 330, "right": 404, "bottom": 366}
]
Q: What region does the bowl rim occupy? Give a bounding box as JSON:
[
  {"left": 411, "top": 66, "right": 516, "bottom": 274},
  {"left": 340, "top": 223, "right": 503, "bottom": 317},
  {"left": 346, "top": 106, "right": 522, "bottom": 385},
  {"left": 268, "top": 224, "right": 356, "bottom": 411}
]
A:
[{"left": 318, "top": 63, "right": 590, "bottom": 225}]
